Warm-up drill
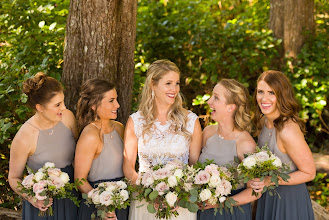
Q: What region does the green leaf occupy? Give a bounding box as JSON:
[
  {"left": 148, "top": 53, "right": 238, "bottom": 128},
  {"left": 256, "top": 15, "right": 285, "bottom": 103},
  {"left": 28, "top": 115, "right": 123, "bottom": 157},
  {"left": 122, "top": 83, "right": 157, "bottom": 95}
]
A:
[
  {"left": 190, "top": 188, "right": 198, "bottom": 196},
  {"left": 144, "top": 188, "right": 152, "bottom": 197},
  {"left": 178, "top": 200, "right": 187, "bottom": 208},
  {"left": 187, "top": 202, "right": 199, "bottom": 213},
  {"left": 147, "top": 204, "right": 156, "bottom": 213},
  {"left": 149, "top": 190, "right": 158, "bottom": 201},
  {"left": 189, "top": 194, "right": 198, "bottom": 203}
]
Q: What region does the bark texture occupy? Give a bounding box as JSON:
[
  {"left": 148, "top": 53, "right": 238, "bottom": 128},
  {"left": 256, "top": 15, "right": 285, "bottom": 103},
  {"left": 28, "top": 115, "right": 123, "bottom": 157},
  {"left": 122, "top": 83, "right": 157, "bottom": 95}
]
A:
[
  {"left": 269, "top": 0, "right": 314, "bottom": 58},
  {"left": 62, "top": 0, "right": 137, "bottom": 124}
]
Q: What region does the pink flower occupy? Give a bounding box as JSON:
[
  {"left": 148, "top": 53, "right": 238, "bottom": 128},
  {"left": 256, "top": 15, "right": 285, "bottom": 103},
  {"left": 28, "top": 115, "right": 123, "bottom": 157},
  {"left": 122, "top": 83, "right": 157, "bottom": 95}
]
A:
[
  {"left": 47, "top": 168, "right": 61, "bottom": 178},
  {"left": 205, "top": 164, "right": 220, "bottom": 176},
  {"left": 22, "top": 174, "right": 34, "bottom": 189},
  {"left": 165, "top": 159, "right": 184, "bottom": 169},
  {"left": 220, "top": 180, "right": 232, "bottom": 196},
  {"left": 153, "top": 168, "right": 171, "bottom": 180},
  {"left": 155, "top": 182, "right": 169, "bottom": 195},
  {"left": 194, "top": 170, "right": 210, "bottom": 184},
  {"left": 99, "top": 191, "right": 113, "bottom": 206},
  {"left": 33, "top": 180, "right": 47, "bottom": 193},
  {"left": 35, "top": 189, "right": 47, "bottom": 201},
  {"left": 48, "top": 176, "right": 65, "bottom": 189}
]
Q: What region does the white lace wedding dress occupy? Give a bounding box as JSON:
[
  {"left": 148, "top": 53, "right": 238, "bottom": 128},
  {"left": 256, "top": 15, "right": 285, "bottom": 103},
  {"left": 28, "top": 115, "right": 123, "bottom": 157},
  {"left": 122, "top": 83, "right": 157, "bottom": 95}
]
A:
[{"left": 128, "top": 111, "right": 198, "bottom": 220}]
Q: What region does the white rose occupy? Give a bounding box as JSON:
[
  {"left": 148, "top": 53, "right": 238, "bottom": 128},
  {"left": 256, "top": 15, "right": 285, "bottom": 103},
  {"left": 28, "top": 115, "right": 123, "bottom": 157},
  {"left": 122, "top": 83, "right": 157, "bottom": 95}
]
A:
[
  {"left": 272, "top": 156, "right": 282, "bottom": 167},
  {"left": 242, "top": 155, "right": 257, "bottom": 169},
  {"left": 199, "top": 189, "right": 212, "bottom": 202},
  {"left": 99, "top": 191, "right": 113, "bottom": 206},
  {"left": 218, "top": 196, "right": 226, "bottom": 203},
  {"left": 255, "top": 151, "right": 270, "bottom": 163},
  {"left": 208, "top": 196, "right": 218, "bottom": 205},
  {"left": 183, "top": 182, "right": 193, "bottom": 191},
  {"left": 106, "top": 184, "right": 117, "bottom": 193},
  {"left": 165, "top": 192, "right": 177, "bottom": 207},
  {"left": 168, "top": 175, "right": 178, "bottom": 187},
  {"left": 59, "top": 172, "right": 70, "bottom": 184},
  {"left": 120, "top": 190, "right": 129, "bottom": 201},
  {"left": 116, "top": 181, "right": 127, "bottom": 189},
  {"left": 44, "top": 162, "right": 55, "bottom": 168},
  {"left": 173, "top": 169, "right": 183, "bottom": 178},
  {"left": 209, "top": 175, "right": 221, "bottom": 188},
  {"left": 34, "top": 171, "right": 45, "bottom": 182},
  {"left": 221, "top": 179, "right": 232, "bottom": 195},
  {"left": 91, "top": 190, "right": 101, "bottom": 204}
]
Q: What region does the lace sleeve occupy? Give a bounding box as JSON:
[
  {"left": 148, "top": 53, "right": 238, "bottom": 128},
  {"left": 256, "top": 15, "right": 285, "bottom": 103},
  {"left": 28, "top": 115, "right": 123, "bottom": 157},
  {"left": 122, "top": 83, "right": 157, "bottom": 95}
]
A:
[{"left": 186, "top": 111, "right": 198, "bottom": 134}]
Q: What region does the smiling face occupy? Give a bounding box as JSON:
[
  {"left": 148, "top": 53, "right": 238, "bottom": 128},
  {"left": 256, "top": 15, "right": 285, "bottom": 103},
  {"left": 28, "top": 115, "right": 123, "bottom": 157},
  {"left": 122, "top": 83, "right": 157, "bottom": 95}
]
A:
[
  {"left": 96, "top": 89, "right": 120, "bottom": 120},
  {"left": 207, "top": 84, "right": 234, "bottom": 122},
  {"left": 152, "top": 71, "right": 180, "bottom": 108},
  {"left": 38, "top": 92, "right": 66, "bottom": 122},
  {"left": 256, "top": 80, "right": 280, "bottom": 119}
]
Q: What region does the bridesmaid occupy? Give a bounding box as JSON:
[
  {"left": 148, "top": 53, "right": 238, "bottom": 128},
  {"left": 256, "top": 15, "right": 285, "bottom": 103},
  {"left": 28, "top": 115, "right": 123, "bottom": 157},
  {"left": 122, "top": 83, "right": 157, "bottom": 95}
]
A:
[
  {"left": 75, "top": 79, "right": 128, "bottom": 220},
  {"left": 8, "top": 72, "right": 78, "bottom": 219},
  {"left": 251, "top": 70, "right": 315, "bottom": 220},
  {"left": 197, "top": 79, "right": 260, "bottom": 220}
]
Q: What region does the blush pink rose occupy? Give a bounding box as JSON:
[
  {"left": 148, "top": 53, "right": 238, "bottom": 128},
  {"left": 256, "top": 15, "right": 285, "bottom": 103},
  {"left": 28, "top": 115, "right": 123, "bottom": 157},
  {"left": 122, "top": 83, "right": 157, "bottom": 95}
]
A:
[
  {"left": 194, "top": 170, "right": 210, "bottom": 184},
  {"left": 141, "top": 171, "right": 154, "bottom": 187},
  {"left": 205, "top": 164, "right": 220, "bottom": 176},
  {"left": 47, "top": 168, "right": 61, "bottom": 178},
  {"left": 153, "top": 168, "right": 171, "bottom": 180},
  {"left": 33, "top": 180, "right": 47, "bottom": 193},
  {"left": 155, "top": 182, "right": 169, "bottom": 195},
  {"left": 22, "top": 174, "right": 35, "bottom": 189},
  {"left": 35, "top": 189, "right": 47, "bottom": 201},
  {"left": 48, "top": 176, "right": 65, "bottom": 189}
]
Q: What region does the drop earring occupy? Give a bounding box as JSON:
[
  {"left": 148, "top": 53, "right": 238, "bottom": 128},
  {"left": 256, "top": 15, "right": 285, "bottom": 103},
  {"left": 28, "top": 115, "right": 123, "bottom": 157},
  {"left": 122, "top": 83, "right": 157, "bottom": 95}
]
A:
[{"left": 151, "top": 90, "right": 155, "bottom": 100}]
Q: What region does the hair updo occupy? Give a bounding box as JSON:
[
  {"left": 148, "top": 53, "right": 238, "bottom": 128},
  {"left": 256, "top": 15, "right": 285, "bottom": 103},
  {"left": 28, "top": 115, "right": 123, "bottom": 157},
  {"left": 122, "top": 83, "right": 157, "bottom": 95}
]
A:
[{"left": 22, "top": 72, "right": 63, "bottom": 110}]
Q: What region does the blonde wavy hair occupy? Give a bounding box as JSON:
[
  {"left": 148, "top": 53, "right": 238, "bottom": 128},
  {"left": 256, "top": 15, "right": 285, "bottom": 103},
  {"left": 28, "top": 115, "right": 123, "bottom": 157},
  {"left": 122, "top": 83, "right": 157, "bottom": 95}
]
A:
[
  {"left": 219, "top": 79, "right": 252, "bottom": 132},
  {"left": 139, "top": 59, "right": 191, "bottom": 140}
]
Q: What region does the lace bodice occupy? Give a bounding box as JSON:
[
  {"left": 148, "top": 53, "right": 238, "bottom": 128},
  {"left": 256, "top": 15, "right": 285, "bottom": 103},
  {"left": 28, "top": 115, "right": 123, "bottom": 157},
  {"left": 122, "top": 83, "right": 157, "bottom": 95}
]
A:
[{"left": 131, "top": 111, "right": 198, "bottom": 173}]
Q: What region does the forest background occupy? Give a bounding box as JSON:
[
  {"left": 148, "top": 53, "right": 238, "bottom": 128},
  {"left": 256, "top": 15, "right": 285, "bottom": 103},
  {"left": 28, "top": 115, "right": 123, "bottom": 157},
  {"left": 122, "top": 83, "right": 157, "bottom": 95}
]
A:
[{"left": 0, "top": 0, "right": 328, "bottom": 211}]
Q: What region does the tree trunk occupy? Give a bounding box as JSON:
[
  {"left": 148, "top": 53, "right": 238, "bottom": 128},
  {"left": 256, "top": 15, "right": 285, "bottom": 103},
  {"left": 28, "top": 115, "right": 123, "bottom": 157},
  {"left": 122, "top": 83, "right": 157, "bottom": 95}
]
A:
[
  {"left": 62, "top": 0, "right": 137, "bottom": 124},
  {"left": 270, "top": 0, "right": 314, "bottom": 58}
]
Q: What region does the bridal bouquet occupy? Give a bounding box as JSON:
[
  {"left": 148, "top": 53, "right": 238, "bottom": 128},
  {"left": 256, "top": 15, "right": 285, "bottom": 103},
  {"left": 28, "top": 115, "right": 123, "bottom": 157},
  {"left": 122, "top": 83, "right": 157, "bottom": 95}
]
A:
[
  {"left": 17, "top": 162, "right": 79, "bottom": 216},
  {"left": 191, "top": 160, "right": 239, "bottom": 215},
  {"left": 237, "top": 145, "right": 291, "bottom": 196},
  {"left": 83, "top": 180, "right": 131, "bottom": 219},
  {"left": 134, "top": 159, "right": 187, "bottom": 219}
]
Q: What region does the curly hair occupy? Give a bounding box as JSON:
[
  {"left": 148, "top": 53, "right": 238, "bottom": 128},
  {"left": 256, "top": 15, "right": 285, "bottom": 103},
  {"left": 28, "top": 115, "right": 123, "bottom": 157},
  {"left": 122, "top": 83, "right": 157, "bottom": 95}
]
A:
[
  {"left": 138, "top": 59, "right": 191, "bottom": 140},
  {"left": 218, "top": 79, "right": 252, "bottom": 132},
  {"left": 76, "top": 79, "right": 115, "bottom": 132},
  {"left": 22, "top": 72, "right": 63, "bottom": 110},
  {"left": 253, "top": 70, "right": 306, "bottom": 135}
]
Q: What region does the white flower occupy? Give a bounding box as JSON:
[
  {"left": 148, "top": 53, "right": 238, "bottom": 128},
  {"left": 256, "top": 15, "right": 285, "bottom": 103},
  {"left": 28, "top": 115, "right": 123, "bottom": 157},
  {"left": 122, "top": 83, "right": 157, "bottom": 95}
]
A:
[
  {"left": 22, "top": 174, "right": 34, "bottom": 189},
  {"left": 44, "top": 162, "right": 55, "bottom": 168},
  {"left": 183, "top": 182, "right": 193, "bottom": 191},
  {"left": 199, "top": 189, "right": 212, "bottom": 202},
  {"left": 221, "top": 179, "right": 232, "bottom": 195},
  {"left": 34, "top": 171, "right": 45, "bottom": 182},
  {"left": 135, "top": 175, "right": 142, "bottom": 185},
  {"left": 141, "top": 171, "right": 154, "bottom": 187},
  {"left": 255, "top": 151, "right": 270, "bottom": 163},
  {"left": 242, "top": 155, "right": 257, "bottom": 169},
  {"left": 209, "top": 175, "right": 221, "bottom": 188},
  {"left": 59, "top": 172, "right": 70, "bottom": 184},
  {"left": 165, "top": 192, "right": 178, "bottom": 207},
  {"left": 168, "top": 175, "right": 178, "bottom": 187},
  {"left": 218, "top": 196, "right": 226, "bottom": 203},
  {"left": 47, "top": 168, "right": 61, "bottom": 178},
  {"left": 120, "top": 190, "right": 129, "bottom": 201},
  {"left": 106, "top": 183, "right": 117, "bottom": 192},
  {"left": 173, "top": 169, "right": 183, "bottom": 178},
  {"left": 99, "top": 191, "right": 113, "bottom": 206},
  {"left": 272, "top": 156, "right": 282, "bottom": 167},
  {"left": 116, "top": 181, "right": 127, "bottom": 189},
  {"left": 91, "top": 190, "right": 101, "bottom": 204}
]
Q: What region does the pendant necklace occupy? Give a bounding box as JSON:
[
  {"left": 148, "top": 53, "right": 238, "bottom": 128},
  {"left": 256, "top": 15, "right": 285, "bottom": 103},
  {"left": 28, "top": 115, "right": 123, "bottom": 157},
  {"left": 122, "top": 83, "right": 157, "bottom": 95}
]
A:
[{"left": 218, "top": 127, "right": 235, "bottom": 140}]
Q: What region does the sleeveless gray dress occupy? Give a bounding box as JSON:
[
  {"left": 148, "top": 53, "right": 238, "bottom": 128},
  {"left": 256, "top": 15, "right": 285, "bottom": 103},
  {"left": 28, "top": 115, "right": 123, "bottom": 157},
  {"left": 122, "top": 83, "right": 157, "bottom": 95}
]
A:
[
  {"left": 22, "top": 121, "right": 78, "bottom": 220},
  {"left": 197, "top": 131, "right": 252, "bottom": 220},
  {"left": 78, "top": 128, "right": 128, "bottom": 220},
  {"left": 255, "top": 125, "right": 314, "bottom": 220}
]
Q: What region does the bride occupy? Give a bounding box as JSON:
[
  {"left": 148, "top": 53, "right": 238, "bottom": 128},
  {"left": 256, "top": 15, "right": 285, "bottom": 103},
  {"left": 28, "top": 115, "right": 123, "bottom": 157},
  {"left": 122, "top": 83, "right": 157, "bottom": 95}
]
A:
[{"left": 123, "top": 59, "right": 202, "bottom": 220}]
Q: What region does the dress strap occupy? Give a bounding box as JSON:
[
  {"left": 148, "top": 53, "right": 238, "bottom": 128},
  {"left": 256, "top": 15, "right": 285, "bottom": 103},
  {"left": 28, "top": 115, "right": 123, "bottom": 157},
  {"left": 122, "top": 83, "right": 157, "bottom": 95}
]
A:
[
  {"left": 25, "top": 121, "right": 40, "bottom": 130},
  {"left": 90, "top": 122, "right": 101, "bottom": 130},
  {"left": 234, "top": 131, "right": 244, "bottom": 140}
]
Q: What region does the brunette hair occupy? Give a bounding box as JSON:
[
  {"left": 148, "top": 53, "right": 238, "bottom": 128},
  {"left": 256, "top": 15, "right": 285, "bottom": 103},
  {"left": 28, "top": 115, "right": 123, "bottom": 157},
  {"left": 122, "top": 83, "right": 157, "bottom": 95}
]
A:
[
  {"left": 254, "top": 70, "right": 306, "bottom": 135},
  {"left": 76, "top": 79, "right": 115, "bottom": 132},
  {"left": 139, "top": 59, "right": 190, "bottom": 140},
  {"left": 22, "top": 72, "right": 63, "bottom": 110},
  {"left": 219, "top": 79, "right": 252, "bottom": 132}
]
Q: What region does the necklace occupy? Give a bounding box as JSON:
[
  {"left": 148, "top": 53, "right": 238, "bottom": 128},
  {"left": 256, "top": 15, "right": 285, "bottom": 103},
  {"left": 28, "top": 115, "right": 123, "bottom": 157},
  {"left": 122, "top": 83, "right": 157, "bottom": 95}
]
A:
[{"left": 217, "top": 127, "right": 235, "bottom": 140}]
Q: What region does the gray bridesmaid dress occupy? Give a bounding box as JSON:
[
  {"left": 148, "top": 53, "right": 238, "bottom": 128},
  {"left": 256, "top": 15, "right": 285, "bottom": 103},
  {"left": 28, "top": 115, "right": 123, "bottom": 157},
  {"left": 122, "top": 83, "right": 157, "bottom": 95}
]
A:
[
  {"left": 255, "top": 125, "right": 315, "bottom": 220},
  {"left": 22, "top": 121, "right": 78, "bottom": 220},
  {"left": 197, "top": 131, "right": 252, "bottom": 220},
  {"left": 78, "top": 128, "right": 129, "bottom": 220}
]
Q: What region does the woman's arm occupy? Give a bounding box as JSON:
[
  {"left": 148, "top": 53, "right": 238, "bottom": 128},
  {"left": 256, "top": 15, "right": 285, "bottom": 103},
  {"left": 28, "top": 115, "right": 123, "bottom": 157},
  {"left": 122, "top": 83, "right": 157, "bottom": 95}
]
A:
[
  {"left": 189, "top": 119, "right": 202, "bottom": 165},
  {"left": 74, "top": 127, "right": 100, "bottom": 193},
  {"left": 8, "top": 125, "right": 52, "bottom": 211},
  {"left": 123, "top": 117, "right": 139, "bottom": 183}
]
